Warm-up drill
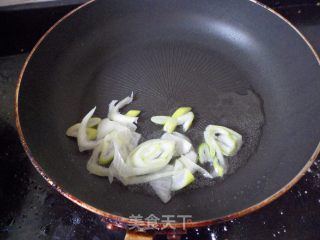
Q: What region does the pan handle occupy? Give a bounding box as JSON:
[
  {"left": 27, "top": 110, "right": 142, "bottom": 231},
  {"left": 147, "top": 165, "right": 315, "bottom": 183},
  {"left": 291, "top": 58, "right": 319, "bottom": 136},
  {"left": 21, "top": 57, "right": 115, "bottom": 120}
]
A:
[{"left": 124, "top": 231, "right": 153, "bottom": 240}]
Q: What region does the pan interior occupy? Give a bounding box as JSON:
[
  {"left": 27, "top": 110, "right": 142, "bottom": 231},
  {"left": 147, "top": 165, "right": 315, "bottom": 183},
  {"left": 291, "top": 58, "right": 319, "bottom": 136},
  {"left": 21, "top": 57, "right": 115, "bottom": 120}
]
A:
[{"left": 18, "top": 0, "right": 320, "bottom": 222}]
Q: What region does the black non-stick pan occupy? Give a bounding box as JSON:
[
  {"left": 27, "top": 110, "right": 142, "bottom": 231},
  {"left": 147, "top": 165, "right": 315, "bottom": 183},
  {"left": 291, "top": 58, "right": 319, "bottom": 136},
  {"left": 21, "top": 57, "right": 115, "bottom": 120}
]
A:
[{"left": 15, "top": 0, "right": 320, "bottom": 234}]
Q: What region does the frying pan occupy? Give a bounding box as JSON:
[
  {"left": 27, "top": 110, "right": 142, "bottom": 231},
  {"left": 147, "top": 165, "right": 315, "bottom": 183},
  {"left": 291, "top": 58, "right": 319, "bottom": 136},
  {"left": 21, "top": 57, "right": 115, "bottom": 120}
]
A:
[{"left": 15, "top": 0, "right": 320, "bottom": 236}]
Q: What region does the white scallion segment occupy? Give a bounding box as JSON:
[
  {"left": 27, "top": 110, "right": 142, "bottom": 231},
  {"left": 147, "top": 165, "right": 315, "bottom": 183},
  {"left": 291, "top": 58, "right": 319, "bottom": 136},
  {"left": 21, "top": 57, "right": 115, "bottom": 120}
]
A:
[
  {"left": 89, "top": 129, "right": 141, "bottom": 183},
  {"left": 150, "top": 177, "right": 172, "bottom": 203},
  {"left": 98, "top": 137, "right": 114, "bottom": 165},
  {"left": 150, "top": 116, "right": 171, "bottom": 125},
  {"left": 204, "top": 125, "right": 242, "bottom": 157},
  {"left": 111, "top": 139, "right": 175, "bottom": 178},
  {"left": 179, "top": 155, "right": 213, "bottom": 178},
  {"left": 174, "top": 159, "right": 184, "bottom": 171},
  {"left": 88, "top": 117, "right": 102, "bottom": 127},
  {"left": 149, "top": 165, "right": 174, "bottom": 203},
  {"left": 107, "top": 93, "right": 138, "bottom": 127},
  {"left": 96, "top": 119, "right": 136, "bottom": 139},
  {"left": 86, "top": 144, "right": 111, "bottom": 177},
  {"left": 204, "top": 125, "right": 242, "bottom": 176},
  {"left": 184, "top": 150, "right": 198, "bottom": 163},
  {"left": 171, "top": 169, "right": 195, "bottom": 191},
  {"left": 172, "top": 107, "right": 192, "bottom": 119},
  {"left": 124, "top": 171, "right": 178, "bottom": 185},
  {"left": 98, "top": 151, "right": 113, "bottom": 165},
  {"left": 66, "top": 123, "right": 81, "bottom": 137},
  {"left": 168, "top": 131, "right": 197, "bottom": 162},
  {"left": 124, "top": 166, "right": 178, "bottom": 185},
  {"left": 213, "top": 156, "right": 224, "bottom": 177},
  {"left": 66, "top": 126, "right": 97, "bottom": 140},
  {"left": 128, "top": 139, "right": 175, "bottom": 169},
  {"left": 177, "top": 112, "right": 194, "bottom": 132},
  {"left": 66, "top": 117, "right": 101, "bottom": 137},
  {"left": 151, "top": 107, "right": 193, "bottom": 132},
  {"left": 211, "top": 140, "right": 226, "bottom": 176},
  {"left": 198, "top": 142, "right": 223, "bottom": 176},
  {"left": 85, "top": 128, "right": 97, "bottom": 140},
  {"left": 198, "top": 143, "right": 211, "bottom": 164},
  {"left": 114, "top": 129, "right": 141, "bottom": 156},
  {"left": 172, "top": 131, "right": 191, "bottom": 142},
  {"left": 161, "top": 132, "right": 192, "bottom": 156},
  {"left": 163, "top": 118, "right": 178, "bottom": 133},
  {"left": 125, "top": 110, "right": 141, "bottom": 117},
  {"left": 98, "top": 120, "right": 141, "bottom": 156},
  {"left": 77, "top": 107, "right": 102, "bottom": 152}
]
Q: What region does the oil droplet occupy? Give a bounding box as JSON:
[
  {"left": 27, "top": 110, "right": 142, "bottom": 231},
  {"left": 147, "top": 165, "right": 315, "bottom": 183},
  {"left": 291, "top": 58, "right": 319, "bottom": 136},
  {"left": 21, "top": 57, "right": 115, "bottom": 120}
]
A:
[
  {"left": 211, "top": 232, "right": 217, "bottom": 240},
  {"left": 72, "top": 216, "right": 81, "bottom": 225}
]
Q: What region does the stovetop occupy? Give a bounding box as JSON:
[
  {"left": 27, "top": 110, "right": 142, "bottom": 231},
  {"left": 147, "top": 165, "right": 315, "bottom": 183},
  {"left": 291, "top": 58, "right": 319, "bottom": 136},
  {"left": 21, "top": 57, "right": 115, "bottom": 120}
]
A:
[{"left": 1, "top": 1, "right": 320, "bottom": 239}]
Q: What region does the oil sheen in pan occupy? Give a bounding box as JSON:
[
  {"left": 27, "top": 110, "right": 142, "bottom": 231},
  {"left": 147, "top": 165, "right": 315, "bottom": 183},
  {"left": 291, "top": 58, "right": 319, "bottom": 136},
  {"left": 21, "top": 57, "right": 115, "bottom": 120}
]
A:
[{"left": 128, "top": 89, "right": 265, "bottom": 195}]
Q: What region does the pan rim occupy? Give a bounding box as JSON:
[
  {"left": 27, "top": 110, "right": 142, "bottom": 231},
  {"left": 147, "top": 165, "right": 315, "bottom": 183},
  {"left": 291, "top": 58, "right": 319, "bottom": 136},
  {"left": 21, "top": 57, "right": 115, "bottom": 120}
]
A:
[{"left": 15, "top": 0, "right": 320, "bottom": 229}]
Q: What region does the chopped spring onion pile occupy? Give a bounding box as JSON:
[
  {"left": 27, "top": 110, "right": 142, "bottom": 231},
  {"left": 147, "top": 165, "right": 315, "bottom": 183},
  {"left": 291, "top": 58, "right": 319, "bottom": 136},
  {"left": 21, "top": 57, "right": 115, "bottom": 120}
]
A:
[{"left": 66, "top": 93, "right": 243, "bottom": 203}]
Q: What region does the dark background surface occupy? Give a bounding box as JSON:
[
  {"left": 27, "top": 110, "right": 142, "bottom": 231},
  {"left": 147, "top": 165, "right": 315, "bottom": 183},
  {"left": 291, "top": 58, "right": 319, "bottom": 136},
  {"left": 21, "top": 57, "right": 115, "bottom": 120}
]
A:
[{"left": 0, "top": 0, "right": 320, "bottom": 239}]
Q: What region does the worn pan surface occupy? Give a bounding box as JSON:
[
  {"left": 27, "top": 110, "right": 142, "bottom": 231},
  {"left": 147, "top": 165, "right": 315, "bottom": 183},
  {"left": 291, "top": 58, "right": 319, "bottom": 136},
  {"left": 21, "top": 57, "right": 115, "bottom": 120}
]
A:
[{"left": 16, "top": 0, "right": 320, "bottom": 228}]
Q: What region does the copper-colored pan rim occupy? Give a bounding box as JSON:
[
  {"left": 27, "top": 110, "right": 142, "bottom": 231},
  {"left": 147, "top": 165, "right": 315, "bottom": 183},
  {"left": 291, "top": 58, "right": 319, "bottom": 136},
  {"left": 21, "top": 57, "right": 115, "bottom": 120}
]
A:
[{"left": 15, "top": 0, "right": 320, "bottom": 229}]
